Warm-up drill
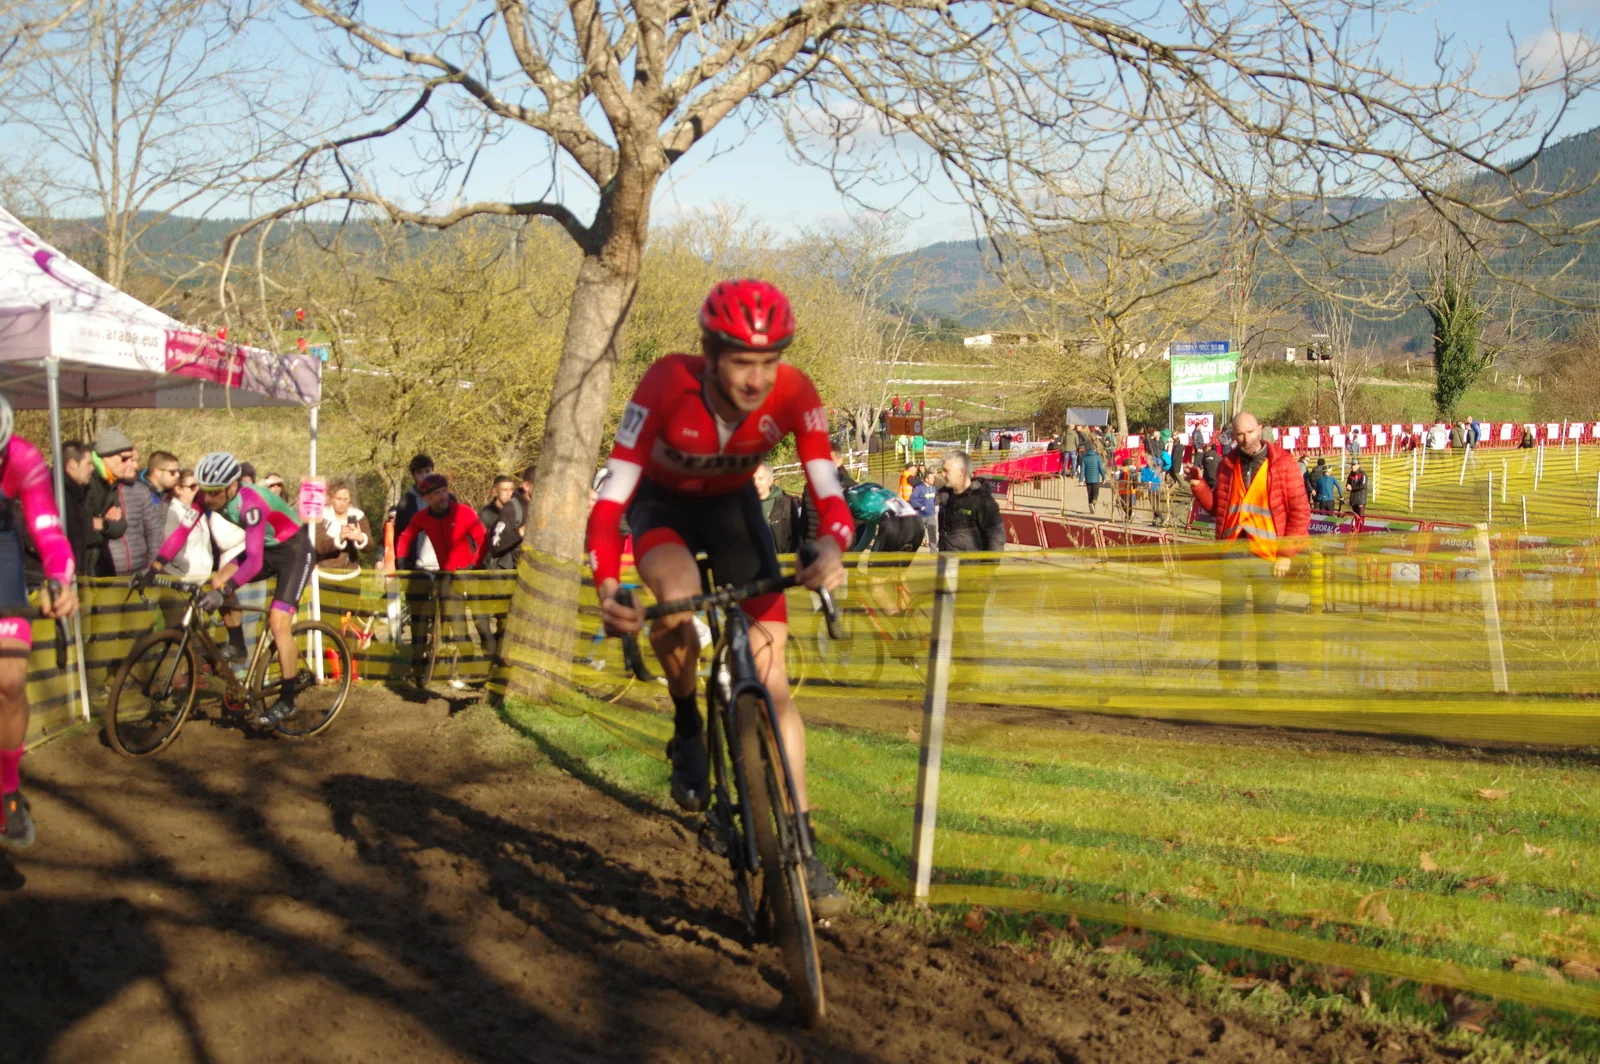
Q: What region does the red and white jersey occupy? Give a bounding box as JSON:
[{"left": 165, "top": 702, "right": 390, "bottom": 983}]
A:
[{"left": 585, "top": 353, "right": 851, "bottom": 582}]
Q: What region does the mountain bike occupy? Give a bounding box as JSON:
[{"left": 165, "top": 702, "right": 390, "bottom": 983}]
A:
[
  {"left": 105, "top": 575, "right": 351, "bottom": 757},
  {"left": 615, "top": 544, "right": 841, "bottom": 1027}
]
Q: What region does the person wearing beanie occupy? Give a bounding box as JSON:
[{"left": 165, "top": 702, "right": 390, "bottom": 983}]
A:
[{"left": 91, "top": 427, "right": 164, "bottom": 576}]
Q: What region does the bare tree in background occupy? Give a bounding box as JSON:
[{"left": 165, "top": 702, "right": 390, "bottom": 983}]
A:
[
  {"left": 2, "top": 0, "right": 311, "bottom": 292},
  {"left": 991, "top": 150, "right": 1219, "bottom": 436},
  {"left": 1315, "top": 298, "right": 1375, "bottom": 425},
  {"left": 0, "top": 0, "right": 87, "bottom": 84},
  {"left": 794, "top": 215, "right": 927, "bottom": 448}
]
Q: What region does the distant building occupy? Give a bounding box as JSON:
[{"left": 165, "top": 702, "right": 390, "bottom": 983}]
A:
[{"left": 963, "top": 332, "right": 1041, "bottom": 347}]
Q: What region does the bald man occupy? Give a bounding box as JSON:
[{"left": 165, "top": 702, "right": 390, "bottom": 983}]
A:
[{"left": 1185, "top": 412, "right": 1310, "bottom": 680}]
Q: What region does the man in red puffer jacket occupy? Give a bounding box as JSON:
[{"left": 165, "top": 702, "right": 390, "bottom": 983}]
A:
[
  {"left": 1185, "top": 412, "right": 1310, "bottom": 682},
  {"left": 387, "top": 473, "right": 485, "bottom": 683}
]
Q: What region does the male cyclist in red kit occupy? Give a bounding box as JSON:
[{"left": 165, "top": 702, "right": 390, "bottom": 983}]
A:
[{"left": 588, "top": 280, "right": 853, "bottom": 915}]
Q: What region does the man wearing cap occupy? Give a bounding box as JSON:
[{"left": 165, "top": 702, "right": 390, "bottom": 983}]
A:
[{"left": 91, "top": 427, "right": 164, "bottom": 577}]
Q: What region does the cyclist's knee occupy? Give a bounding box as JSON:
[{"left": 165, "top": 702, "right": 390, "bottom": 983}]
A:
[
  {"left": 649, "top": 615, "right": 698, "bottom": 653},
  {"left": 0, "top": 657, "right": 28, "bottom": 710}
]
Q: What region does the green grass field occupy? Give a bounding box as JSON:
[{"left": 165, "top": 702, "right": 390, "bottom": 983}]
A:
[
  {"left": 502, "top": 690, "right": 1600, "bottom": 1058},
  {"left": 1328, "top": 444, "right": 1600, "bottom": 529}
]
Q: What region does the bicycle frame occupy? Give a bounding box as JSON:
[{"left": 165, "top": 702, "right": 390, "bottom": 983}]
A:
[{"left": 702, "top": 591, "right": 818, "bottom": 881}]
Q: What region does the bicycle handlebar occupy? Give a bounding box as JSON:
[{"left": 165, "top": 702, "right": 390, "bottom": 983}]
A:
[{"left": 611, "top": 544, "right": 842, "bottom": 680}]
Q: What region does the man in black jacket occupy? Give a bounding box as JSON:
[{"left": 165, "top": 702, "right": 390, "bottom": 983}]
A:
[
  {"left": 475, "top": 475, "right": 523, "bottom": 663},
  {"left": 754, "top": 462, "right": 800, "bottom": 554},
  {"left": 393, "top": 453, "right": 436, "bottom": 570},
  {"left": 937, "top": 451, "right": 1006, "bottom": 552}
]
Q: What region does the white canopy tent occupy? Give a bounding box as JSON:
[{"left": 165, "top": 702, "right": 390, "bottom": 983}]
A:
[{"left": 0, "top": 207, "right": 323, "bottom": 724}]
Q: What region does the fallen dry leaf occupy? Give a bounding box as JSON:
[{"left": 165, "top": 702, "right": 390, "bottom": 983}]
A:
[
  {"left": 1230, "top": 976, "right": 1266, "bottom": 991},
  {"left": 1475, "top": 788, "right": 1510, "bottom": 801},
  {"left": 1545, "top": 907, "right": 1569, "bottom": 918},
  {"left": 1523, "top": 842, "right": 1548, "bottom": 858},
  {"left": 1195, "top": 963, "right": 1220, "bottom": 979},
  {"left": 1098, "top": 929, "right": 1153, "bottom": 953},
  {"left": 1561, "top": 960, "right": 1600, "bottom": 982},
  {"left": 1446, "top": 994, "right": 1496, "bottom": 1034},
  {"left": 1356, "top": 891, "right": 1395, "bottom": 928},
  {"left": 1420, "top": 852, "right": 1439, "bottom": 872},
  {"left": 962, "top": 908, "right": 988, "bottom": 936},
  {"left": 1510, "top": 956, "right": 1540, "bottom": 974},
  {"left": 1017, "top": 843, "right": 1033, "bottom": 858},
  {"left": 1263, "top": 834, "right": 1298, "bottom": 845}
]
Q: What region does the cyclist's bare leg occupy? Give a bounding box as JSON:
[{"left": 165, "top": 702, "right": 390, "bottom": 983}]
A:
[
  {"left": 636, "top": 542, "right": 703, "bottom": 697},
  {"left": 0, "top": 641, "right": 32, "bottom": 842},
  {"left": 268, "top": 607, "right": 298, "bottom": 683},
  {"left": 746, "top": 620, "right": 811, "bottom": 810},
  {"left": 0, "top": 646, "right": 29, "bottom": 750}
]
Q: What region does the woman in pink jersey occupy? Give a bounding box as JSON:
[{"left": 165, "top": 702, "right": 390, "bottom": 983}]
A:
[{"left": 0, "top": 396, "right": 81, "bottom": 850}]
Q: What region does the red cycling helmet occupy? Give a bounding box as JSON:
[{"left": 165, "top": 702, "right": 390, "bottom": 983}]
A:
[
  {"left": 416, "top": 472, "right": 449, "bottom": 495},
  {"left": 699, "top": 279, "right": 795, "bottom": 352}
]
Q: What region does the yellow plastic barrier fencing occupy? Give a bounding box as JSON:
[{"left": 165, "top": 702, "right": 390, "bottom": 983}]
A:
[{"left": 499, "top": 532, "right": 1600, "bottom": 1018}]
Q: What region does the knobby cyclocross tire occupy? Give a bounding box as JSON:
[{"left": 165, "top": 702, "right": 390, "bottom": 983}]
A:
[
  {"left": 248, "top": 620, "right": 352, "bottom": 740},
  {"left": 708, "top": 688, "right": 759, "bottom": 935},
  {"left": 106, "top": 630, "right": 200, "bottom": 758},
  {"left": 734, "top": 692, "right": 825, "bottom": 1026},
  {"left": 419, "top": 589, "right": 443, "bottom": 688}
]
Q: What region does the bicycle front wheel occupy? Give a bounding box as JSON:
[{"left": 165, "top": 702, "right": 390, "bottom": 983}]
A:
[
  {"left": 250, "top": 620, "right": 352, "bottom": 739},
  {"left": 106, "top": 630, "right": 199, "bottom": 757},
  {"left": 734, "top": 692, "right": 825, "bottom": 1026}
]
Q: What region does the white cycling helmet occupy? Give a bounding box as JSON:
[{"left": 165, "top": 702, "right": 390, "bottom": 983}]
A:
[
  {"left": 195, "top": 451, "right": 243, "bottom": 489},
  {"left": 0, "top": 394, "right": 12, "bottom": 451}
]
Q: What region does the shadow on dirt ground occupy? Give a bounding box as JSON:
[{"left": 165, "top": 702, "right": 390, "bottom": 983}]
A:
[{"left": 1, "top": 684, "right": 1465, "bottom": 1063}]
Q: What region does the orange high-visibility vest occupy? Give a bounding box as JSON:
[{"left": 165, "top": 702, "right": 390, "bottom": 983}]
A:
[{"left": 1223, "top": 456, "right": 1278, "bottom": 560}]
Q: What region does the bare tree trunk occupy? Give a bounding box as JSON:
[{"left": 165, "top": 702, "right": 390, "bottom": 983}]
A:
[
  {"left": 509, "top": 161, "right": 656, "bottom": 700},
  {"left": 1112, "top": 386, "right": 1130, "bottom": 438}
]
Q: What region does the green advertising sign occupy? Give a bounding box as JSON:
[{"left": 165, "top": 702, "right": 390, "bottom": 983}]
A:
[{"left": 1170, "top": 342, "right": 1236, "bottom": 403}]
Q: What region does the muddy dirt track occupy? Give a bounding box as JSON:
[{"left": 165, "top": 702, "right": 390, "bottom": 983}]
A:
[{"left": 1, "top": 686, "right": 1465, "bottom": 1063}]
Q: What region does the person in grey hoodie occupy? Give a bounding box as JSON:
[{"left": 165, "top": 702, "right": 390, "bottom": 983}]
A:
[{"left": 92, "top": 427, "right": 165, "bottom": 576}]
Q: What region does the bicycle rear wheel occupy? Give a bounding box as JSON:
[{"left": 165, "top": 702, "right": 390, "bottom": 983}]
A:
[
  {"left": 250, "top": 620, "right": 352, "bottom": 739},
  {"left": 106, "top": 630, "right": 199, "bottom": 757},
  {"left": 734, "top": 692, "right": 825, "bottom": 1026}
]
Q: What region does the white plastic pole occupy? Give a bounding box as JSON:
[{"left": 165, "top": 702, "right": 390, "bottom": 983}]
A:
[
  {"left": 911, "top": 553, "right": 960, "bottom": 902},
  {"left": 1487, "top": 472, "right": 1493, "bottom": 524},
  {"left": 1475, "top": 524, "right": 1509, "bottom": 694},
  {"left": 308, "top": 404, "right": 324, "bottom": 682},
  {"left": 1502, "top": 459, "right": 1508, "bottom": 504},
  {"left": 1522, "top": 495, "right": 1528, "bottom": 530},
  {"left": 1458, "top": 450, "right": 1469, "bottom": 485},
  {"left": 46, "top": 355, "right": 93, "bottom": 724}
]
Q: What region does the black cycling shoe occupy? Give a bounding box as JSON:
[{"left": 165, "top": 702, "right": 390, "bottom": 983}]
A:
[
  {"left": 1, "top": 790, "right": 36, "bottom": 850},
  {"left": 218, "top": 642, "right": 247, "bottom": 664},
  {"left": 666, "top": 733, "right": 709, "bottom": 812},
  {"left": 254, "top": 698, "right": 297, "bottom": 730},
  {"left": 805, "top": 856, "right": 848, "bottom": 918}
]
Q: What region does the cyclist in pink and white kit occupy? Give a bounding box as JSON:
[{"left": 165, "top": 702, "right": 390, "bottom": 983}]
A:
[{"left": 0, "top": 396, "right": 80, "bottom": 850}]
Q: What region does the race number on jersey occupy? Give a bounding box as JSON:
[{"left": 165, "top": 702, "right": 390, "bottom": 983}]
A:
[{"left": 616, "top": 402, "right": 649, "bottom": 448}]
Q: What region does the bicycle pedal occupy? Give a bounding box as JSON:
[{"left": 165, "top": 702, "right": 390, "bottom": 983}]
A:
[{"left": 698, "top": 826, "right": 730, "bottom": 858}]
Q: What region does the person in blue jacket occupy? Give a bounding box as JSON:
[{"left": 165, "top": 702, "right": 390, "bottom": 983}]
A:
[{"left": 909, "top": 470, "right": 939, "bottom": 552}]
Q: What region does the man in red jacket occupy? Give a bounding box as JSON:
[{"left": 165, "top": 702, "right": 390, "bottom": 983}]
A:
[
  {"left": 1185, "top": 412, "right": 1310, "bottom": 681},
  {"left": 387, "top": 473, "right": 485, "bottom": 683}
]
